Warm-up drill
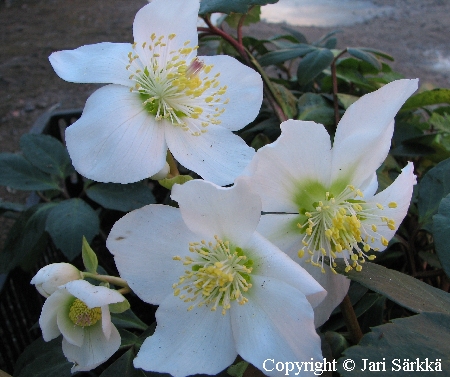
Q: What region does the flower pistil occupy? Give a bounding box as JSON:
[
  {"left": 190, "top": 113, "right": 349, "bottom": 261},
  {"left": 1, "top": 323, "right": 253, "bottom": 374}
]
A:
[
  {"left": 126, "top": 33, "right": 228, "bottom": 136},
  {"left": 173, "top": 236, "right": 253, "bottom": 315},
  {"left": 68, "top": 298, "right": 102, "bottom": 327}
]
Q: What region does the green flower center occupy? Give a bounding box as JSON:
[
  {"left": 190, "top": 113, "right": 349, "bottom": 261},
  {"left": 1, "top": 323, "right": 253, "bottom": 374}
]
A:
[
  {"left": 296, "top": 185, "right": 397, "bottom": 273},
  {"left": 173, "top": 235, "right": 253, "bottom": 315},
  {"left": 126, "top": 33, "right": 228, "bottom": 136},
  {"left": 68, "top": 298, "right": 102, "bottom": 327}
]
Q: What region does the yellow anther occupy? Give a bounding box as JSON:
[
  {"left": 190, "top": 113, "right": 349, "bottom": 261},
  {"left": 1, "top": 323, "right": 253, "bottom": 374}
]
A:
[
  {"left": 298, "top": 250, "right": 305, "bottom": 258},
  {"left": 376, "top": 203, "right": 384, "bottom": 210}
]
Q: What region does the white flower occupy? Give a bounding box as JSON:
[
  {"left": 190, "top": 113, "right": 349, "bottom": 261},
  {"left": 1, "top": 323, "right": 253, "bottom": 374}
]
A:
[
  {"left": 240, "top": 79, "right": 418, "bottom": 326},
  {"left": 107, "top": 179, "right": 326, "bottom": 377},
  {"left": 49, "top": 0, "right": 262, "bottom": 186},
  {"left": 31, "top": 263, "right": 81, "bottom": 298},
  {"left": 39, "top": 279, "right": 125, "bottom": 372}
]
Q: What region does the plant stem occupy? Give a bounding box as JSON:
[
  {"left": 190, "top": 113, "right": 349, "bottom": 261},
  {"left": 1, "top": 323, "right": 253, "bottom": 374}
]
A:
[
  {"left": 340, "top": 294, "right": 363, "bottom": 344},
  {"left": 82, "top": 272, "right": 130, "bottom": 289},
  {"left": 331, "top": 49, "right": 347, "bottom": 126}
]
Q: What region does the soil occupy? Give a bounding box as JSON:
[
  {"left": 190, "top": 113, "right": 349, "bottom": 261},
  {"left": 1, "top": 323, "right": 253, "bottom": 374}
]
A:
[{"left": 0, "top": 0, "right": 449, "bottom": 209}]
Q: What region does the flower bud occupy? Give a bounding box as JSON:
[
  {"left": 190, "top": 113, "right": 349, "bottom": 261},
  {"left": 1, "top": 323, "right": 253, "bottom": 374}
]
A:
[{"left": 31, "top": 263, "right": 82, "bottom": 297}]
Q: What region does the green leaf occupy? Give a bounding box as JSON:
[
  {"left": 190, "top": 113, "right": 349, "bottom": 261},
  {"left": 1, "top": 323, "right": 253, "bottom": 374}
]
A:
[
  {"left": 224, "top": 5, "right": 260, "bottom": 28},
  {"left": 347, "top": 48, "right": 382, "bottom": 70},
  {"left": 0, "top": 153, "right": 59, "bottom": 191},
  {"left": 0, "top": 199, "right": 25, "bottom": 214},
  {"left": 100, "top": 348, "right": 146, "bottom": 377},
  {"left": 432, "top": 194, "right": 450, "bottom": 278},
  {"left": 20, "top": 134, "right": 74, "bottom": 178},
  {"left": 250, "top": 133, "right": 272, "bottom": 150},
  {"left": 45, "top": 199, "right": 100, "bottom": 260},
  {"left": 336, "top": 93, "right": 358, "bottom": 109},
  {"left": 86, "top": 182, "right": 156, "bottom": 212},
  {"left": 402, "top": 89, "right": 450, "bottom": 111},
  {"left": 81, "top": 236, "right": 98, "bottom": 273},
  {"left": 272, "top": 82, "right": 298, "bottom": 119},
  {"left": 297, "top": 48, "right": 334, "bottom": 85},
  {"left": 417, "top": 157, "right": 450, "bottom": 229},
  {"left": 358, "top": 47, "right": 394, "bottom": 61},
  {"left": 338, "top": 313, "right": 450, "bottom": 376},
  {"left": 227, "top": 361, "right": 249, "bottom": 377},
  {"left": 109, "top": 298, "right": 131, "bottom": 314},
  {"left": 118, "top": 329, "right": 139, "bottom": 349},
  {"left": 14, "top": 337, "right": 72, "bottom": 377},
  {"left": 334, "top": 260, "right": 450, "bottom": 315},
  {"left": 258, "top": 44, "right": 316, "bottom": 66},
  {"left": 0, "top": 203, "right": 56, "bottom": 274},
  {"left": 159, "top": 175, "right": 193, "bottom": 190},
  {"left": 199, "top": 0, "right": 278, "bottom": 15},
  {"left": 111, "top": 309, "right": 148, "bottom": 331},
  {"left": 297, "top": 93, "right": 335, "bottom": 126}
]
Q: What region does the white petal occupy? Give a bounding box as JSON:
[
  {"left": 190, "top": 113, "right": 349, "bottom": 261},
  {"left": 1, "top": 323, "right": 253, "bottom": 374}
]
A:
[
  {"left": 134, "top": 294, "right": 236, "bottom": 377},
  {"left": 245, "top": 120, "right": 332, "bottom": 212},
  {"left": 65, "top": 85, "right": 167, "bottom": 183},
  {"left": 133, "top": 0, "right": 199, "bottom": 50},
  {"left": 331, "top": 79, "right": 418, "bottom": 187},
  {"left": 171, "top": 179, "right": 261, "bottom": 245},
  {"left": 62, "top": 322, "right": 121, "bottom": 373},
  {"left": 39, "top": 289, "right": 72, "bottom": 341},
  {"left": 57, "top": 304, "right": 85, "bottom": 347},
  {"left": 165, "top": 123, "right": 255, "bottom": 186},
  {"left": 231, "top": 276, "right": 322, "bottom": 376},
  {"left": 107, "top": 205, "right": 195, "bottom": 304},
  {"left": 246, "top": 233, "right": 326, "bottom": 308},
  {"left": 102, "top": 306, "right": 112, "bottom": 340},
  {"left": 257, "top": 213, "right": 302, "bottom": 253},
  {"left": 300, "top": 262, "right": 350, "bottom": 327},
  {"left": 199, "top": 55, "right": 263, "bottom": 131},
  {"left": 63, "top": 280, "right": 124, "bottom": 308},
  {"left": 49, "top": 43, "right": 133, "bottom": 86},
  {"left": 364, "top": 162, "right": 416, "bottom": 250}
]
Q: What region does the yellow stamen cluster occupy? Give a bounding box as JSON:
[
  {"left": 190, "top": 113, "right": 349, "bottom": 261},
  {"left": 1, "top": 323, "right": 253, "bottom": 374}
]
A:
[
  {"left": 126, "top": 33, "right": 228, "bottom": 136},
  {"left": 68, "top": 298, "right": 102, "bottom": 327},
  {"left": 172, "top": 236, "right": 253, "bottom": 315},
  {"left": 297, "top": 185, "right": 397, "bottom": 273}
]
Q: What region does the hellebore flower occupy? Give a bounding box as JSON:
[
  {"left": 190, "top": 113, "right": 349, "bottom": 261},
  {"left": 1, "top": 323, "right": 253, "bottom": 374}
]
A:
[
  {"left": 39, "top": 279, "right": 125, "bottom": 372},
  {"left": 31, "top": 262, "right": 82, "bottom": 298},
  {"left": 49, "top": 0, "right": 262, "bottom": 186},
  {"left": 240, "top": 79, "right": 418, "bottom": 326},
  {"left": 107, "top": 179, "right": 326, "bottom": 377}
]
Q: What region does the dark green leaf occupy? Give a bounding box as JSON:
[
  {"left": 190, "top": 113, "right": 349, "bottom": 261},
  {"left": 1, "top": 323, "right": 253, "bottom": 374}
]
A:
[
  {"left": 358, "top": 47, "right": 394, "bottom": 61},
  {"left": 347, "top": 48, "right": 382, "bottom": 70},
  {"left": 20, "top": 134, "right": 74, "bottom": 178},
  {"left": 417, "top": 157, "right": 450, "bottom": 229},
  {"left": 199, "top": 0, "right": 278, "bottom": 15},
  {"left": 110, "top": 298, "right": 131, "bottom": 314},
  {"left": 258, "top": 45, "right": 316, "bottom": 66},
  {"left": 0, "top": 199, "right": 25, "bottom": 214},
  {"left": 418, "top": 251, "right": 442, "bottom": 269},
  {"left": 338, "top": 313, "right": 450, "bottom": 376},
  {"left": 118, "top": 329, "right": 139, "bottom": 349},
  {"left": 297, "top": 48, "right": 334, "bottom": 85},
  {"left": 45, "top": 199, "right": 99, "bottom": 260},
  {"left": 280, "top": 26, "right": 308, "bottom": 43},
  {"left": 335, "top": 67, "right": 375, "bottom": 90},
  {"left": 14, "top": 337, "right": 72, "bottom": 377},
  {"left": 112, "top": 309, "right": 148, "bottom": 331},
  {"left": 336, "top": 93, "right": 358, "bottom": 109},
  {"left": 432, "top": 194, "right": 450, "bottom": 278},
  {"left": 0, "top": 203, "right": 56, "bottom": 274},
  {"left": 402, "top": 89, "right": 450, "bottom": 111},
  {"left": 334, "top": 260, "right": 450, "bottom": 315},
  {"left": 297, "top": 93, "right": 335, "bottom": 126},
  {"left": 250, "top": 133, "right": 272, "bottom": 150},
  {"left": 0, "top": 153, "right": 59, "bottom": 191},
  {"left": 100, "top": 348, "right": 146, "bottom": 377},
  {"left": 86, "top": 182, "right": 156, "bottom": 212},
  {"left": 82, "top": 236, "right": 98, "bottom": 273}
]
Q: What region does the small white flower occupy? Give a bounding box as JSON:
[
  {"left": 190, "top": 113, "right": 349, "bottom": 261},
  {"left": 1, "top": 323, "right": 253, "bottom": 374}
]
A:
[
  {"left": 107, "top": 179, "right": 326, "bottom": 377},
  {"left": 31, "top": 263, "right": 81, "bottom": 298},
  {"left": 241, "top": 79, "right": 418, "bottom": 326},
  {"left": 39, "top": 279, "right": 125, "bottom": 372},
  {"left": 49, "top": 0, "right": 262, "bottom": 186}
]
